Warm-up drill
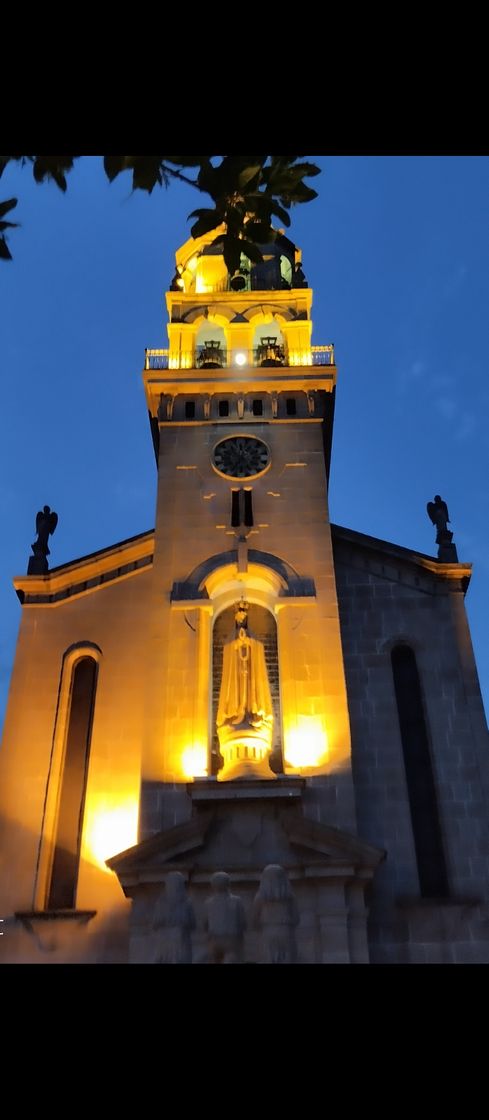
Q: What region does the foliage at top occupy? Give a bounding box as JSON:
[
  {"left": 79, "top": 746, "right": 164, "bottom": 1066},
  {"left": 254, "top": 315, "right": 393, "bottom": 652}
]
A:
[{"left": 0, "top": 155, "right": 321, "bottom": 273}]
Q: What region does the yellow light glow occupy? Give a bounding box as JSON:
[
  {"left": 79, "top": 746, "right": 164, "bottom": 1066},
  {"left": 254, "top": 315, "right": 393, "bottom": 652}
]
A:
[
  {"left": 289, "top": 350, "right": 312, "bottom": 367},
  {"left": 169, "top": 353, "right": 192, "bottom": 369},
  {"left": 182, "top": 745, "right": 208, "bottom": 779},
  {"left": 285, "top": 718, "right": 328, "bottom": 770},
  {"left": 235, "top": 352, "right": 247, "bottom": 367},
  {"left": 186, "top": 256, "right": 198, "bottom": 272},
  {"left": 84, "top": 799, "right": 139, "bottom": 870}
]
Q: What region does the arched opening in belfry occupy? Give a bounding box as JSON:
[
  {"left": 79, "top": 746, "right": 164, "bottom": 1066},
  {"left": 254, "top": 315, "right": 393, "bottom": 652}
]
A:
[
  {"left": 251, "top": 319, "right": 285, "bottom": 366},
  {"left": 195, "top": 321, "right": 227, "bottom": 368},
  {"left": 211, "top": 602, "right": 283, "bottom": 778}
]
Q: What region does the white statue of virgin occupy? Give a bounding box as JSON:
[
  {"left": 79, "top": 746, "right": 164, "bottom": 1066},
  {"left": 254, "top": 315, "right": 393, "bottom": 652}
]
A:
[{"left": 217, "top": 600, "right": 274, "bottom": 780}]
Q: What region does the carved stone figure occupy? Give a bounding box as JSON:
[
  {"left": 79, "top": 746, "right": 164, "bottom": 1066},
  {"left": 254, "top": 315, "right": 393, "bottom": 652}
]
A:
[
  {"left": 427, "top": 494, "right": 458, "bottom": 561},
  {"left": 427, "top": 495, "right": 450, "bottom": 541},
  {"left": 27, "top": 505, "right": 58, "bottom": 575},
  {"left": 252, "top": 864, "right": 299, "bottom": 964},
  {"left": 204, "top": 871, "right": 246, "bottom": 964},
  {"left": 217, "top": 600, "right": 274, "bottom": 779},
  {"left": 293, "top": 263, "right": 307, "bottom": 288},
  {"left": 153, "top": 871, "right": 196, "bottom": 964}
]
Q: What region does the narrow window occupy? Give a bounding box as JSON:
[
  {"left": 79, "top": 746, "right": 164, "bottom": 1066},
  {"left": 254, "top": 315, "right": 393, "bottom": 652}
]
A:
[
  {"left": 243, "top": 490, "right": 253, "bottom": 527},
  {"left": 219, "top": 400, "right": 229, "bottom": 417},
  {"left": 231, "top": 490, "right": 240, "bottom": 528},
  {"left": 286, "top": 398, "right": 297, "bottom": 416},
  {"left": 47, "top": 657, "right": 98, "bottom": 910},
  {"left": 185, "top": 400, "right": 195, "bottom": 420},
  {"left": 391, "top": 645, "right": 449, "bottom": 898},
  {"left": 231, "top": 489, "right": 253, "bottom": 528},
  {"left": 252, "top": 398, "right": 263, "bottom": 416}
]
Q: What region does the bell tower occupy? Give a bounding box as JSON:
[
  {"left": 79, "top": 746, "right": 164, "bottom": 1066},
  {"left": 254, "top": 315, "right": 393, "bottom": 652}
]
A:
[{"left": 141, "top": 224, "right": 356, "bottom": 831}]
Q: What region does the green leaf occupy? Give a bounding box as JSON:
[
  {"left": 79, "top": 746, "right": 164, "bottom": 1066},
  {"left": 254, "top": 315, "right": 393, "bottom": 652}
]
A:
[
  {"left": 190, "top": 207, "right": 222, "bottom": 239},
  {"left": 288, "top": 161, "right": 321, "bottom": 178},
  {"left": 188, "top": 207, "right": 217, "bottom": 221},
  {"left": 269, "top": 201, "right": 291, "bottom": 226},
  {"left": 220, "top": 234, "right": 242, "bottom": 277},
  {"left": 238, "top": 238, "right": 264, "bottom": 264},
  {"left": 52, "top": 171, "right": 67, "bottom": 192},
  {"left": 263, "top": 167, "right": 301, "bottom": 193},
  {"left": 242, "top": 220, "right": 274, "bottom": 243},
  {"left": 0, "top": 197, "right": 18, "bottom": 218},
  {"left": 205, "top": 156, "right": 247, "bottom": 201},
  {"left": 285, "top": 183, "right": 318, "bottom": 204},
  {"left": 237, "top": 164, "right": 263, "bottom": 190},
  {"left": 223, "top": 204, "right": 246, "bottom": 237},
  {"left": 32, "top": 156, "right": 76, "bottom": 192},
  {"left": 165, "top": 156, "right": 211, "bottom": 167},
  {"left": 103, "top": 155, "right": 128, "bottom": 182},
  {"left": 0, "top": 236, "right": 12, "bottom": 260},
  {"left": 197, "top": 160, "right": 219, "bottom": 196},
  {"left": 131, "top": 157, "right": 164, "bottom": 193},
  {"left": 270, "top": 155, "right": 300, "bottom": 166}
]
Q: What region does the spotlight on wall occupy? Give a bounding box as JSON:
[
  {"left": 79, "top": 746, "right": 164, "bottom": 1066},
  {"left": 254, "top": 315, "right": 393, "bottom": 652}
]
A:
[{"left": 235, "top": 352, "right": 247, "bottom": 367}]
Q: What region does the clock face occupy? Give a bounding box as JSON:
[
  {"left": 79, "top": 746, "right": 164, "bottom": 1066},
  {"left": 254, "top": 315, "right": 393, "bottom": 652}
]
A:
[{"left": 212, "top": 436, "right": 271, "bottom": 479}]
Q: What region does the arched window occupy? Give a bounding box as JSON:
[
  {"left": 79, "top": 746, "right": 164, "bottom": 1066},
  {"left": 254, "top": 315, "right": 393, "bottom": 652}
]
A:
[
  {"left": 391, "top": 645, "right": 449, "bottom": 898},
  {"left": 47, "top": 656, "right": 98, "bottom": 909}
]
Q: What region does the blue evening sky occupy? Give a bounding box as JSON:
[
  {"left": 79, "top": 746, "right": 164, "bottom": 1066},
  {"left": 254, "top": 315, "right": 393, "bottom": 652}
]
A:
[{"left": 0, "top": 156, "right": 488, "bottom": 731}]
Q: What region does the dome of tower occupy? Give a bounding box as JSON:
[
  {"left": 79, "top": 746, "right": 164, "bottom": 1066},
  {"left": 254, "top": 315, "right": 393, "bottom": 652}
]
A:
[{"left": 171, "top": 225, "right": 308, "bottom": 295}]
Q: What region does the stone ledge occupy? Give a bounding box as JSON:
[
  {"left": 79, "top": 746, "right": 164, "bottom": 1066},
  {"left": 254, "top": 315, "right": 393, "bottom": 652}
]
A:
[
  {"left": 16, "top": 909, "right": 97, "bottom": 925},
  {"left": 15, "top": 909, "right": 97, "bottom": 953},
  {"left": 395, "top": 896, "right": 481, "bottom": 909},
  {"left": 188, "top": 776, "right": 305, "bottom": 803}
]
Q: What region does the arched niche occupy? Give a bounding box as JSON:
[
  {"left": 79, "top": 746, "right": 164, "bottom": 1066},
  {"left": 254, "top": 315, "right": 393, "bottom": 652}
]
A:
[{"left": 211, "top": 601, "right": 283, "bottom": 777}]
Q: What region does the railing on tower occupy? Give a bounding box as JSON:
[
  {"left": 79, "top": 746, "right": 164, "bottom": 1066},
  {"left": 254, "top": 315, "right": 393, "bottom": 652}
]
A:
[{"left": 144, "top": 344, "right": 335, "bottom": 370}]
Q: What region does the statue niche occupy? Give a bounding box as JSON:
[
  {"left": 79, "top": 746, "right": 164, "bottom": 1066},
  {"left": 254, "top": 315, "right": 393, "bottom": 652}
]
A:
[{"left": 216, "top": 600, "right": 274, "bottom": 780}]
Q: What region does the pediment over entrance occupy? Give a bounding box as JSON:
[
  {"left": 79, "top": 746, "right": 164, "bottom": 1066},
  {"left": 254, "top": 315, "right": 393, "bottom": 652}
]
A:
[
  {"left": 107, "top": 783, "right": 384, "bottom": 964},
  {"left": 108, "top": 802, "right": 382, "bottom": 887}
]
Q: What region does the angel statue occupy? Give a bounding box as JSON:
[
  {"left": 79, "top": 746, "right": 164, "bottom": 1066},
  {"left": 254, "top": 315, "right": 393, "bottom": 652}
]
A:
[
  {"left": 426, "top": 495, "right": 450, "bottom": 543},
  {"left": 27, "top": 505, "right": 58, "bottom": 574},
  {"left": 426, "top": 494, "right": 458, "bottom": 561}
]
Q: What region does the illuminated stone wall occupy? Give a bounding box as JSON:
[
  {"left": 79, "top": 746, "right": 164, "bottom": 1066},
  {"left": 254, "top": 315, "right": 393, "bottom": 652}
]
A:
[
  {"left": 142, "top": 416, "right": 356, "bottom": 832},
  {"left": 0, "top": 565, "right": 153, "bottom": 961},
  {"left": 334, "top": 527, "right": 489, "bottom": 964}
]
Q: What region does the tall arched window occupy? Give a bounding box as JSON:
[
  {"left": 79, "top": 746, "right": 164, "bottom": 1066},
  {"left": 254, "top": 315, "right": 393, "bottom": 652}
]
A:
[
  {"left": 391, "top": 645, "right": 449, "bottom": 898},
  {"left": 47, "top": 656, "right": 98, "bottom": 909}
]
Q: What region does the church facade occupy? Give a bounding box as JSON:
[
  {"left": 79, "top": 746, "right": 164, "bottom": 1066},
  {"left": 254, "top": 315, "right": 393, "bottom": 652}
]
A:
[{"left": 1, "top": 227, "right": 488, "bottom": 964}]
